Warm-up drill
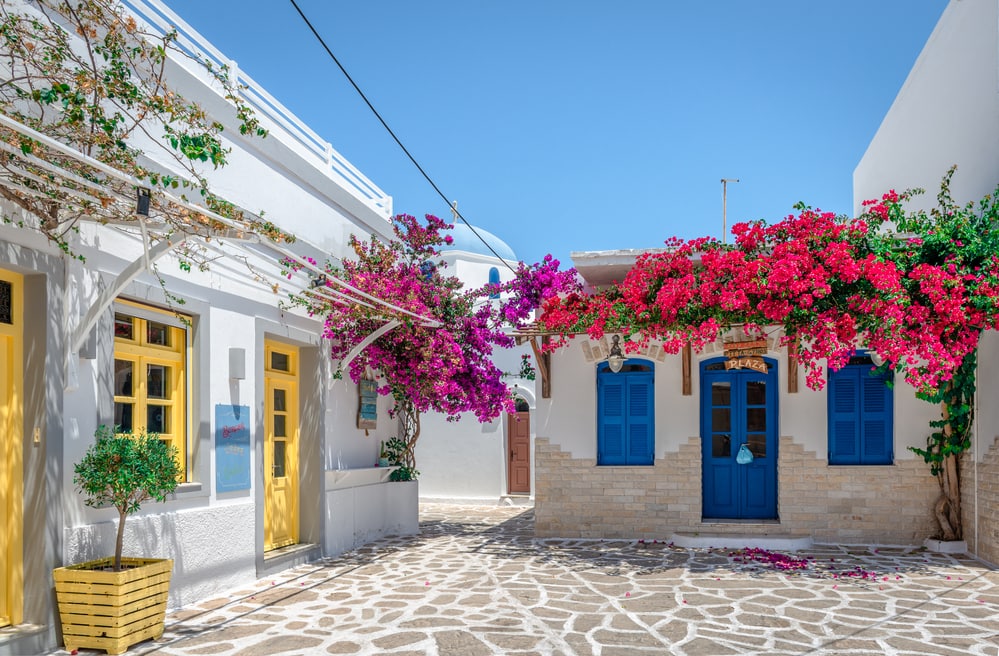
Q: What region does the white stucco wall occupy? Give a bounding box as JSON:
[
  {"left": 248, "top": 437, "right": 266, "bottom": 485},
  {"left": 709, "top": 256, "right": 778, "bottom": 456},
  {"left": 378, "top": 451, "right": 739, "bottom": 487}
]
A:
[
  {"left": 63, "top": 503, "right": 256, "bottom": 608},
  {"left": 539, "top": 337, "right": 939, "bottom": 462},
  {"left": 854, "top": 0, "right": 999, "bottom": 212},
  {"left": 324, "top": 478, "right": 419, "bottom": 556},
  {"left": 416, "top": 413, "right": 506, "bottom": 500}
]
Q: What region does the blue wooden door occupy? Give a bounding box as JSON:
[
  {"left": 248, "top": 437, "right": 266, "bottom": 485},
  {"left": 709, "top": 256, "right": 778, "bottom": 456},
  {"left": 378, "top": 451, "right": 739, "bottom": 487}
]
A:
[{"left": 701, "top": 358, "right": 778, "bottom": 519}]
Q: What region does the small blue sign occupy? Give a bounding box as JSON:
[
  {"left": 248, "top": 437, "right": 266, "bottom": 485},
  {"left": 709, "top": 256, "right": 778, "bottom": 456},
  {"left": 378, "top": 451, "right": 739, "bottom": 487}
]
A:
[
  {"left": 357, "top": 379, "right": 377, "bottom": 429},
  {"left": 215, "top": 404, "right": 251, "bottom": 493}
]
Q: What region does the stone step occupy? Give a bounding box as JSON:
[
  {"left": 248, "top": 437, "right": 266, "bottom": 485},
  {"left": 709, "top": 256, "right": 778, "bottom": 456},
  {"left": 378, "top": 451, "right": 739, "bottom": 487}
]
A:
[{"left": 669, "top": 532, "right": 813, "bottom": 551}]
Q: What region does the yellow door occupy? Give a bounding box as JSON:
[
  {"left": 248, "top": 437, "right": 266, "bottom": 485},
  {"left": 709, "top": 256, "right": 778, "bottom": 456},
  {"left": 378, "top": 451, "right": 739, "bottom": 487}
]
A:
[
  {"left": 0, "top": 270, "right": 23, "bottom": 627},
  {"left": 263, "top": 341, "right": 299, "bottom": 551}
]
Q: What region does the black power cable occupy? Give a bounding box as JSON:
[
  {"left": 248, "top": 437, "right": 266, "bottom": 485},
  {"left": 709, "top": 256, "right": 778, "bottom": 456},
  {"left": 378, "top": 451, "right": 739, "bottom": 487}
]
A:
[{"left": 288, "top": 0, "right": 518, "bottom": 273}]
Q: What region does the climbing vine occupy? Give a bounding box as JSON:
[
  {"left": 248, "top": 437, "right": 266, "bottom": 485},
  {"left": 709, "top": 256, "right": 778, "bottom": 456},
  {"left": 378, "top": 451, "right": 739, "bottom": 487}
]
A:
[{"left": 0, "top": 0, "right": 291, "bottom": 276}]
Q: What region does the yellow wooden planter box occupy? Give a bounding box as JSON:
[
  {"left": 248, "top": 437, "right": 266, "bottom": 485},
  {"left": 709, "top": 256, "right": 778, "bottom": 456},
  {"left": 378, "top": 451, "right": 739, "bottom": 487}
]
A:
[{"left": 53, "top": 557, "right": 172, "bottom": 655}]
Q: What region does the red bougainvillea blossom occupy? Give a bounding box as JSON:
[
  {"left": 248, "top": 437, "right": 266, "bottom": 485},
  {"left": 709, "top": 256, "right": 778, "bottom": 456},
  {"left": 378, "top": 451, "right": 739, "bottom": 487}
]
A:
[{"left": 539, "top": 188, "right": 999, "bottom": 394}]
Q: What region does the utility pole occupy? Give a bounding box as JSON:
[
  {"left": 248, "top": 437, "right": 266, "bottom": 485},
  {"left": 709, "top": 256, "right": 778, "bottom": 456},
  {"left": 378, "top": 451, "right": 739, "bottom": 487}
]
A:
[{"left": 721, "top": 178, "right": 739, "bottom": 244}]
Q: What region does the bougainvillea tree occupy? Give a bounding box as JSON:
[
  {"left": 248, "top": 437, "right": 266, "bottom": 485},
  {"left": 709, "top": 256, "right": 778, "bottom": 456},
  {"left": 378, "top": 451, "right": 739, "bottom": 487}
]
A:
[
  {"left": 284, "top": 213, "right": 578, "bottom": 477},
  {"left": 539, "top": 169, "right": 999, "bottom": 541}
]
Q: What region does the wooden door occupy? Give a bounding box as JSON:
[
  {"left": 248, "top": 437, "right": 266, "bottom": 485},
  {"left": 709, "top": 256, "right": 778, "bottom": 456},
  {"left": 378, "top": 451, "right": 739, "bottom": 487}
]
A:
[
  {"left": 507, "top": 411, "right": 530, "bottom": 494},
  {"left": 264, "top": 342, "right": 299, "bottom": 551},
  {"left": 0, "top": 270, "right": 23, "bottom": 627}
]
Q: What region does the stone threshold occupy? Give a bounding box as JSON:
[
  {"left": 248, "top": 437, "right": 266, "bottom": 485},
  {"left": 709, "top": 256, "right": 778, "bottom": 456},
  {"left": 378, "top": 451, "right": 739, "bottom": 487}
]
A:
[
  {"left": 499, "top": 494, "right": 533, "bottom": 507},
  {"left": 670, "top": 532, "right": 813, "bottom": 551},
  {"left": 260, "top": 542, "right": 321, "bottom": 578},
  {"left": 0, "top": 623, "right": 48, "bottom": 655},
  {"left": 923, "top": 538, "right": 968, "bottom": 554}
]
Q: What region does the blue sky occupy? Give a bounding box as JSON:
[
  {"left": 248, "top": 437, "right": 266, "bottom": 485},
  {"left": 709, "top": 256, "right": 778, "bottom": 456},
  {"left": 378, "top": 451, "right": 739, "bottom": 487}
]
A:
[{"left": 164, "top": 0, "right": 948, "bottom": 268}]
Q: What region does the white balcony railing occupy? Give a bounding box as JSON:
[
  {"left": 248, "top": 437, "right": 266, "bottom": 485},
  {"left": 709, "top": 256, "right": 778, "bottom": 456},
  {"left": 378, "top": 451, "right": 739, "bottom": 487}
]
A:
[{"left": 121, "top": 0, "right": 392, "bottom": 221}]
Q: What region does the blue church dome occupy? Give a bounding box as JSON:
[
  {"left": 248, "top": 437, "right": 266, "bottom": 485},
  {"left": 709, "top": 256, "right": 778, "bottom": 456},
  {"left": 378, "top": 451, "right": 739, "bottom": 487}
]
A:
[{"left": 442, "top": 223, "right": 517, "bottom": 261}]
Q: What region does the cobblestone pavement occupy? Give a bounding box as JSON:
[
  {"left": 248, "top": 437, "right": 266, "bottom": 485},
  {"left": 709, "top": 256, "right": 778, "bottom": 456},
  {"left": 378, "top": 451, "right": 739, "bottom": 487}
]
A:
[{"left": 57, "top": 504, "right": 999, "bottom": 656}]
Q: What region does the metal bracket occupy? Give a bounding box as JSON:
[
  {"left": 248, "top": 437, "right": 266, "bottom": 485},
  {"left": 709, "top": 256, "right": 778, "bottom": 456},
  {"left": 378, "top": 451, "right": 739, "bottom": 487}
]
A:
[{"left": 335, "top": 319, "right": 401, "bottom": 374}]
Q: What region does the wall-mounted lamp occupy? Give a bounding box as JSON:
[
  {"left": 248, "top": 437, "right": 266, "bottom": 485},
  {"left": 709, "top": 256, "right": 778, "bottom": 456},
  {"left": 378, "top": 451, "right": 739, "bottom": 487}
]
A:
[
  {"left": 869, "top": 350, "right": 884, "bottom": 367},
  {"left": 607, "top": 334, "right": 625, "bottom": 373},
  {"left": 229, "top": 347, "right": 246, "bottom": 380},
  {"left": 136, "top": 187, "right": 151, "bottom": 217},
  {"left": 309, "top": 273, "right": 328, "bottom": 289}
]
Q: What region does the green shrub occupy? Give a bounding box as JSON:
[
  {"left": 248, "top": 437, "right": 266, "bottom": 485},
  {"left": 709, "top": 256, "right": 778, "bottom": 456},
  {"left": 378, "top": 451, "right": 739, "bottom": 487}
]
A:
[{"left": 73, "top": 425, "right": 181, "bottom": 570}]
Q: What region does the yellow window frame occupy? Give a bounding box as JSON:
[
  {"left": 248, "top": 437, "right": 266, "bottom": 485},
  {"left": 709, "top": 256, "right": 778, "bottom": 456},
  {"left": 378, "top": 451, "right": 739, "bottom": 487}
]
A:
[{"left": 113, "top": 301, "right": 190, "bottom": 479}]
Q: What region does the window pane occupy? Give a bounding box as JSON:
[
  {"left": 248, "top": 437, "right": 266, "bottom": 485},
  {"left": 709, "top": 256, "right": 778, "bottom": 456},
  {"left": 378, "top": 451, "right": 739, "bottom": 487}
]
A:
[
  {"left": 712, "top": 433, "right": 730, "bottom": 458},
  {"left": 114, "top": 359, "right": 133, "bottom": 396},
  {"left": 711, "top": 408, "right": 730, "bottom": 432},
  {"left": 273, "top": 414, "right": 286, "bottom": 438},
  {"left": 115, "top": 402, "right": 133, "bottom": 432},
  {"left": 747, "top": 408, "right": 767, "bottom": 432},
  {"left": 271, "top": 351, "right": 290, "bottom": 372},
  {"left": 114, "top": 314, "right": 134, "bottom": 340},
  {"left": 274, "top": 388, "right": 286, "bottom": 412},
  {"left": 147, "top": 405, "right": 167, "bottom": 434},
  {"left": 146, "top": 321, "right": 170, "bottom": 346},
  {"left": 746, "top": 381, "right": 766, "bottom": 405},
  {"left": 273, "top": 440, "right": 286, "bottom": 478},
  {"left": 747, "top": 433, "right": 767, "bottom": 458},
  {"left": 711, "top": 382, "right": 730, "bottom": 406},
  {"left": 147, "top": 364, "right": 169, "bottom": 399}
]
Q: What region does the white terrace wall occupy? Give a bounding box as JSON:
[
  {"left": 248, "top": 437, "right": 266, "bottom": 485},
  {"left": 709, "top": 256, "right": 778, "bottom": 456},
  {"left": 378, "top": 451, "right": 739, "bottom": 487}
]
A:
[{"left": 534, "top": 337, "right": 943, "bottom": 545}]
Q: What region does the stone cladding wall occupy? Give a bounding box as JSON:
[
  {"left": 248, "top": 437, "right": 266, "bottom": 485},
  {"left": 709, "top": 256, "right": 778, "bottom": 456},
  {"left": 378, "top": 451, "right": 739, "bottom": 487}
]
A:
[{"left": 535, "top": 436, "right": 939, "bottom": 545}]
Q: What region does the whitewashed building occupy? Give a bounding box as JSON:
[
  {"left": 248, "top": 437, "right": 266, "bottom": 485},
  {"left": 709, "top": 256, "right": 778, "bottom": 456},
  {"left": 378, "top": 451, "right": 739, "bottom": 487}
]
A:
[
  {"left": 533, "top": 254, "right": 946, "bottom": 548},
  {"left": 0, "top": 2, "right": 415, "bottom": 654},
  {"left": 416, "top": 224, "right": 539, "bottom": 503},
  {"left": 533, "top": 0, "right": 999, "bottom": 565}
]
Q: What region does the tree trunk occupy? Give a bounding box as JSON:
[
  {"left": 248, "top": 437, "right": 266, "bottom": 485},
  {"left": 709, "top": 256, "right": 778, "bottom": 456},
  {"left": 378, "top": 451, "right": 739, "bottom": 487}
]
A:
[
  {"left": 396, "top": 398, "right": 420, "bottom": 470},
  {"left": 114, "top": 508, "right": 127, "bottom": 571},
  {"left": 933, "top": 400, "right": 962, "bottom": 541}
]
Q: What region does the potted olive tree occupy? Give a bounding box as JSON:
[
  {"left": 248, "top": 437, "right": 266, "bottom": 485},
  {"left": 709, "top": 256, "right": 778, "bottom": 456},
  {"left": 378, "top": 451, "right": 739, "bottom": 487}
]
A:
[{"left": 53, "top": 425, "right": 181, "bottom": 655}]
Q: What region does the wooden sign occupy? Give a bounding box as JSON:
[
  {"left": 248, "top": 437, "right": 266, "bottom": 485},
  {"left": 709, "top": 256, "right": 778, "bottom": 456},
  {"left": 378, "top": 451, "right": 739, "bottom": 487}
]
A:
[
  {"left": 725, "top": 356, "right": 768, "bottom": 373},
  {"left": 724, "top": 339, "right": 768, "bottom": 358}
]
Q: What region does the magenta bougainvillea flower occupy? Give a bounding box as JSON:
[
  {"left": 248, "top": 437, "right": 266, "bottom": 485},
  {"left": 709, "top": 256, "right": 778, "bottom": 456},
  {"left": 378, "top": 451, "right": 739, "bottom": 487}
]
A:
[{"left": 283, "top": 213, "right": 579, "bottom": 422}]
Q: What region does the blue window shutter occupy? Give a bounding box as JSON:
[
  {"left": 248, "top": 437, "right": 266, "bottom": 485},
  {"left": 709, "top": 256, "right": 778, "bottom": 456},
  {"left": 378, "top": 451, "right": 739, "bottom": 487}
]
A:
[
  {"left": 828, "top": 368, "right": 860, "bottom": 464},
  {"left": 488, "top": 267, "right": 500, "bottom": 299},
  {"left": 860, "top": 374, "right": 892, "bottom": 464},
  {"left": 598, "top": 377, "right": 626, "bottom": 465},
  {"left": 626, "top": 376, "right": 654, "bottom": 465}
]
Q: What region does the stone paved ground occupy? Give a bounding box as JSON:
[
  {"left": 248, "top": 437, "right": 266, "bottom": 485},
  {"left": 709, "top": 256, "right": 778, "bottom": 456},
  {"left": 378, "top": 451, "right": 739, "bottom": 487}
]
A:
[{"left": 54, "top": 504, "right": 999, "bottom": 656}]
